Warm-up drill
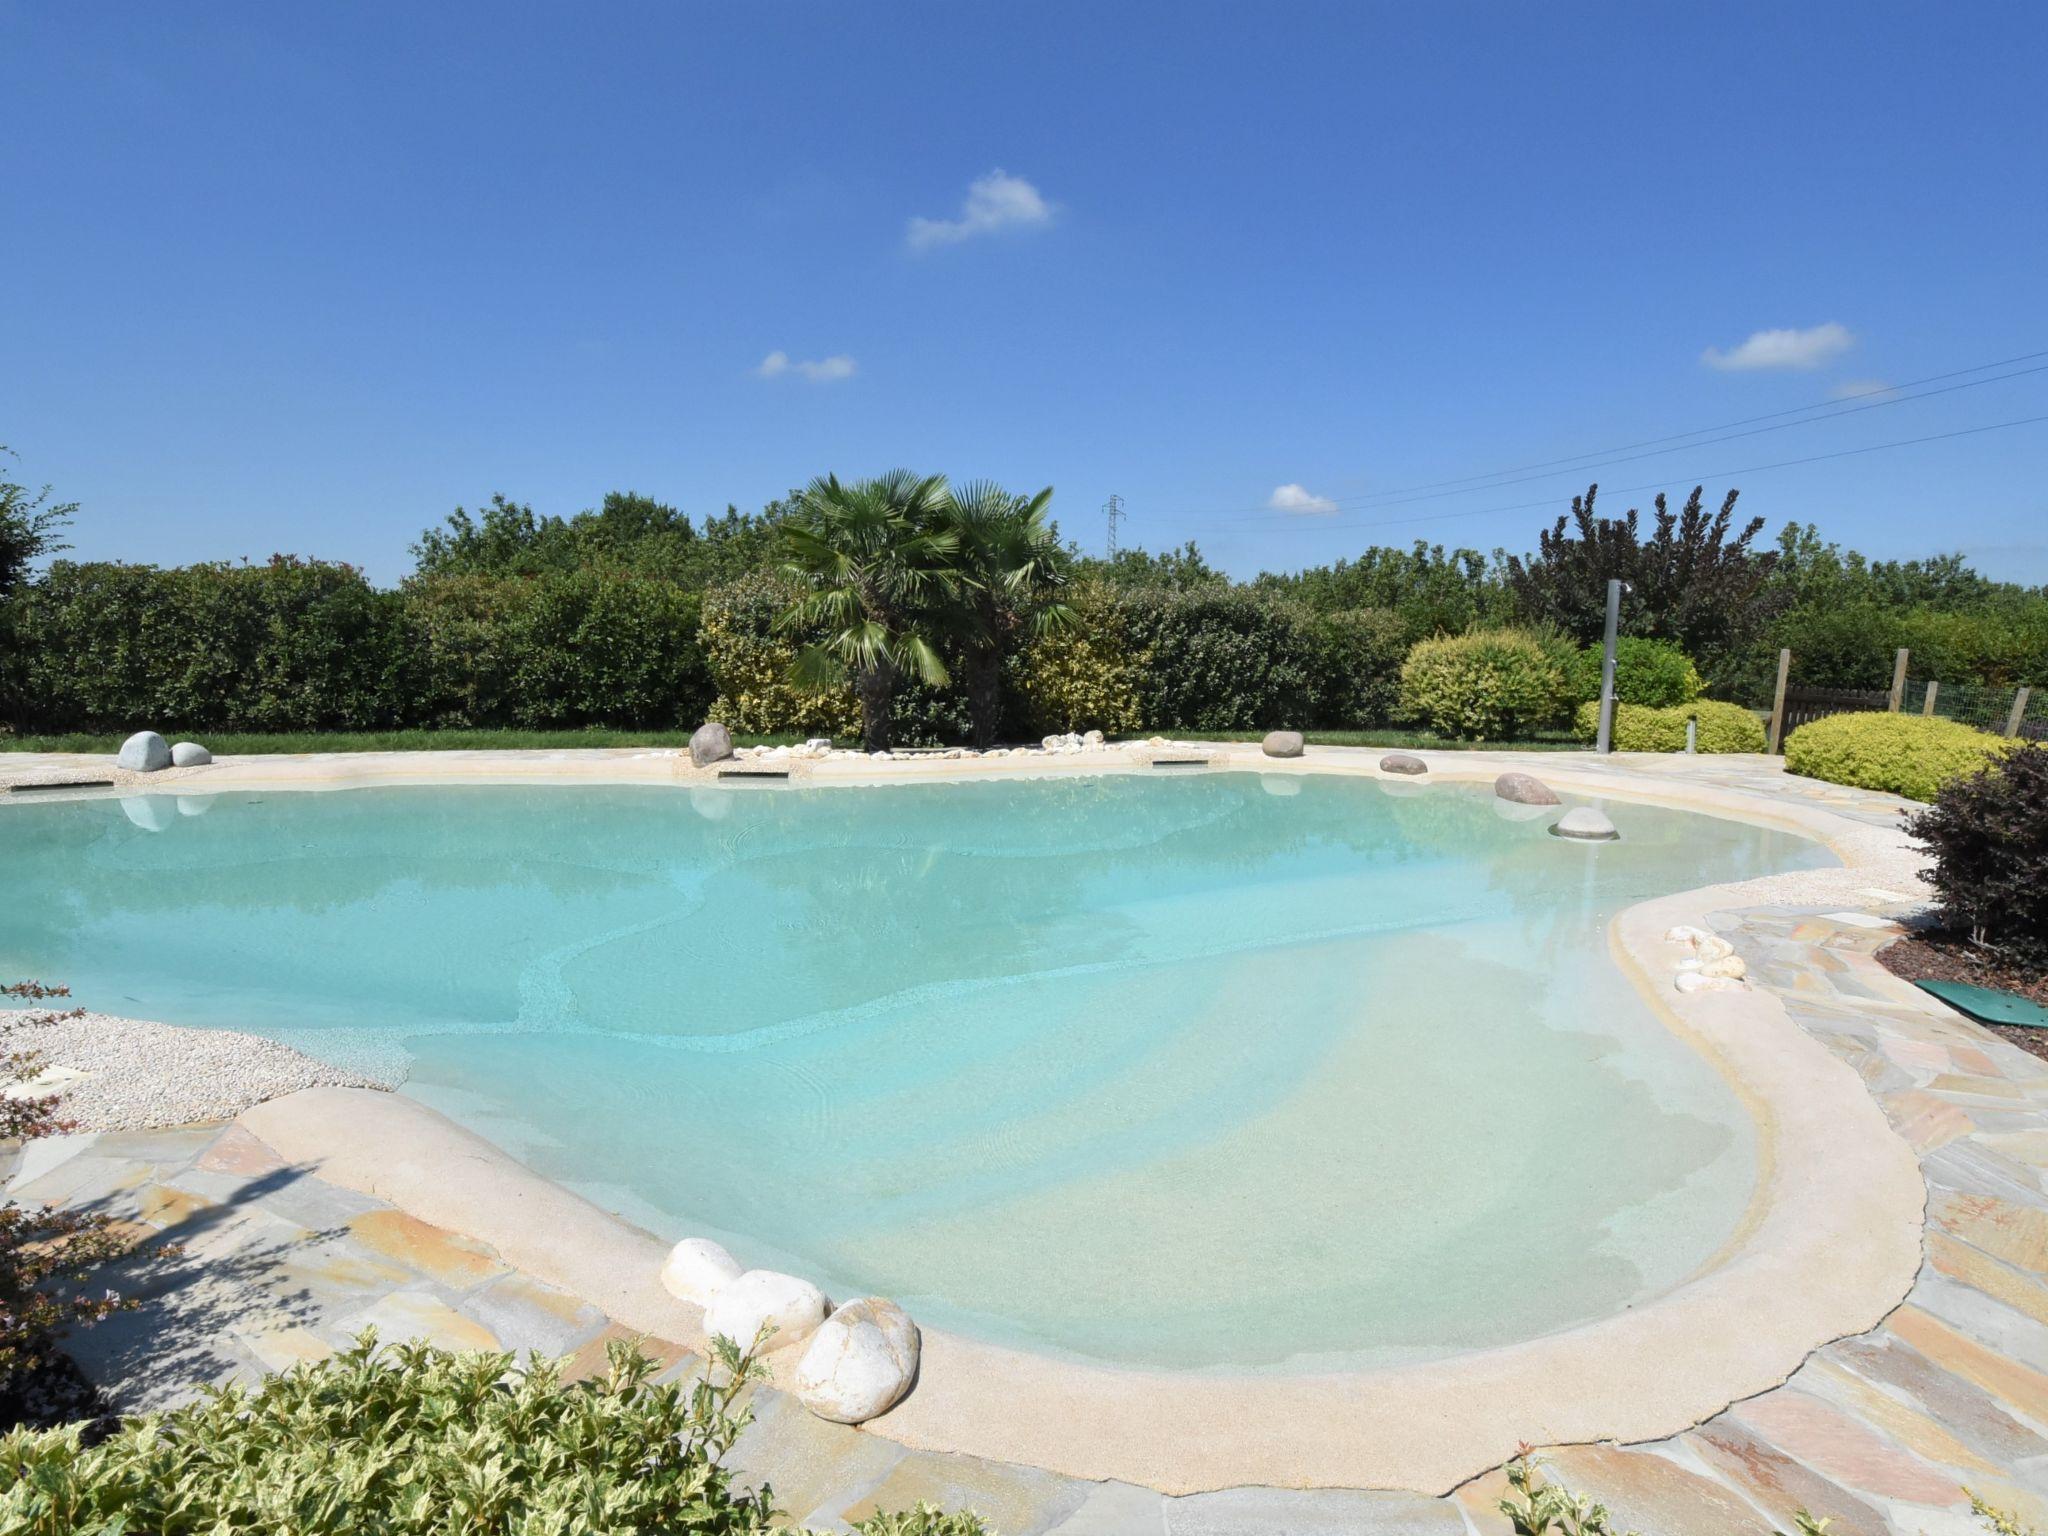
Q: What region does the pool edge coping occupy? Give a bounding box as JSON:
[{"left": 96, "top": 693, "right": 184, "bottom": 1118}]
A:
[{"left": 52, "top": 743, "right": 1926, "bottom": 1495}]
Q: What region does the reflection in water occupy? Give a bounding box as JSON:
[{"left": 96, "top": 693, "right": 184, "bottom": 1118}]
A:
[{"left": 0, "top": 774, "right": 1832, "bottom": 1370}]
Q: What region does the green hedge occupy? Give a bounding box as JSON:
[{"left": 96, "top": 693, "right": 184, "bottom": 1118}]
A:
[
  {"left": 1398, "top": 629, "right": 1572, "bottom": 740},
  {"left": 9, "top": 560, "right": 712, "bottom": 734},
  {"left": 1784, "top": 711, "right": 2014, "bottom": 801},
  {"left": 1572, "top": 698, "right": 1765, "bottom": 752},
  {"left": 13, "top": 559, "right": 410, "bottom": 732}
]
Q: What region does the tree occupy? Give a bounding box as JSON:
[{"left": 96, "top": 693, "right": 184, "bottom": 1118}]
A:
[
  {"left": 937, "top": 482, "right": 1075, "bottom": 748},
  {"left": 1504, "top": 483, "right": 1780, "bottom": 672},
  {"left": 777, "top": 471, "right": 960, "bottom": 751},
  {"left": 0, "top": 450, "right": 76, "bottom": 602}
]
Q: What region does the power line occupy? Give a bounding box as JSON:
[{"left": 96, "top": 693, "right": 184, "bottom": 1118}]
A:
[
  {"left": 1167, "top": 344, "right": 2048, "bottom": 521},
  {"left": 1216, "top": 411, "right": 2048, "bottom": 538},
  {"left": 1190, "top": 361, "right": 2048, "bottom": 525}
]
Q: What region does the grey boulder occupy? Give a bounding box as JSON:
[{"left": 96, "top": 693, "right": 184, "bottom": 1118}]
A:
[
  {"left": 1550, "top": 806, "right": 1620, "bottom": 841},
  {"left": 170, "top": 741, "right": 212, "bottom": 767},
  {"left": 116, "top": 730, "right": 171, "bottom": 772},
  {"left": 689, "top": 721, "right": 735, "bottom": 768},
  {"left": 1379, "top": 752, "right": 1427, "bottom": 776},
  {"left": 1493, "top": 771, "right": 1560, "bottom": 806},
  {"left": 1261, "top": 730, "right": 1305, "bottom": 758}
]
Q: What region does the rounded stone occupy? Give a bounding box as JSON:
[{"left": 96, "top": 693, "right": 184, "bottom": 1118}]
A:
[
  {"left": 1493, "top": 771, "right": 1560, "bottom": 806},
  {"left": 689, "top": 722, "right": 735, "bottom": 768},
  {"left": 660, "top": 1237, "right": 743, "bottom": 1306},
  {"left": 1549, "top": 806, "right": 1619, "bottom": 841},
  {"left": 1261, "top": 730, "right": 1305, "bottom": 759},
  {"left": 792, "top": 1297, "right": 921, "bottom": 1424},
  {"left": 169, "top": 741, "right": 212, "bottom": 767},
  {"left": 1379, "top": 752, "right": 1428, "bottom": 776},
  {"left": 116, "top": 730, "right": 171, "bottom": 772},
  {"left": 701, "top": 1269, "right": 828, "bottom": 1352}
]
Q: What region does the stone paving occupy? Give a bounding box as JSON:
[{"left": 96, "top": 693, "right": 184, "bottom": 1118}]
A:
[{"left": 7, "top": 754, "right": 2048, "bottom": 1533}]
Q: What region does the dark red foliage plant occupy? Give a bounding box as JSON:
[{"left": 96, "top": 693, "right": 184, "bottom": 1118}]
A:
[{"left": 1906, "top": 745, "right": 2048, "bottom": 969}]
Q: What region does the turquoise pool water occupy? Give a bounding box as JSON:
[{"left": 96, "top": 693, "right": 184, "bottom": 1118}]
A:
[{"left": 0, "top": 773, "right": 1831, "bottom": 1371}]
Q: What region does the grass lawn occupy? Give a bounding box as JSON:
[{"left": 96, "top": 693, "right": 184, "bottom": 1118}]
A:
[
  {"left": 1189, "top": 729, "right": 1588, "bottom": 752},
  {"left": 4, "top": 726, "right": 1587, "bottom": 755},
  {"left": 0, "top": 728, "right": 812, "bottom": 755}
]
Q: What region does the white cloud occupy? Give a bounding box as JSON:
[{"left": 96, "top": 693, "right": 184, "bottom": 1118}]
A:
[
  {"left": 755, "top": 350, "right": 857, "bottom": 383},
  {"left": 906, "top": 170, "right": 1052, "bottom": 250},
  {"left": 1829, "top": 378, "right": 1895, "bottom": 401},
  {"left": 1701, "top": 322, "right": 1855, "bottom": 372},
  {"left": 1268, "top": 483, "right": 1338, "bottom": 516}
]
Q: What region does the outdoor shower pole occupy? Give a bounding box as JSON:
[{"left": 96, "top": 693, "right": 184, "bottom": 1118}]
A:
[{"left": 1595, "top": 578, "right": 1623, "bottom": 754}]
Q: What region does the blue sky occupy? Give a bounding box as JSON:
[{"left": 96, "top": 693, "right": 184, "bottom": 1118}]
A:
[{"left": 4, "top": 1, "right": 2045, "bottom": 585}]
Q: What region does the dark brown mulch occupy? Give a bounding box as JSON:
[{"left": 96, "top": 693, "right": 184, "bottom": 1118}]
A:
[
  {"left": 1879, "top": 931, "right": 2048, "bottom": 1063},
  {"left": 0, "top": 1349, "right": 118, "bottom": 1440}
]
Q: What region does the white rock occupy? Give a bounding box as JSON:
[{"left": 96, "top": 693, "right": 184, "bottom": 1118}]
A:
[
  {"left": 116, "top": 731, "right": 171, "bottom": 772},
  {"left": 169, "top": 741, "right": 212, "bottom": 767},
  {"left": 660, "top": 1237, "right": 743, "bottom": 1306},
  {"left": 1083, "top": 729, "right": 1104, "bottom": 746},
  {"left": 1675, "top": 971, "right": 1743, "bottom": 995},
  {"left": 1664, "top": 925, "right": 1714, "bottom": 946},
  {"left": 1695, "top": 935, "right": 1736, "bottom": 963},
  {"left": 702, "top": 1269, "right": 828, "bottom": 1352},
  {"left": 1697, "top": 954, "right": 1747, "bottom": 981},
  {"left": 1549, "top": 806, "right": 1619, "bottom": 841},
  {"left": 794, "top": 1298, "right": 920, "bottom": 1424}
]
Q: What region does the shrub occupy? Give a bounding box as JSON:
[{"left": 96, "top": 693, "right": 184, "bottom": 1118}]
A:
[
  {"left": 1120, "top": 588, "right": 1320, "bottom": 732},
  {"left": 1398, "top": 629, "right": 1571, "bottom": 740},
  {"left": 12, "top": 559, "right": 409, "bottom": 733},
  {"left": 1906, "top": 745, "right": 2048, "bottom": 966},
  {"left": 1566, "top": 637, "right": 1703, "bottom": 708},
  {"left": 1307, "top": 607, "right": 1409, "bottom": 728},
  {"left": 1785, "top": 712, "right": 2014, "bottom": 802},
  {"left": 1009, "top": 581, "right": 1146, "bottom": 736},
  {"left": 700, "top": 571, "right": 860, "bottom": 738},
  {"left": 1573, "top": 698, "right": 1766, "bottom": 753},
  {"left": 0, "top": 1333, "right": 788, "bottom": 1533}
]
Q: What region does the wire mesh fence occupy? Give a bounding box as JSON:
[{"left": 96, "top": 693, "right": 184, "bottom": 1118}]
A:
[{"left": 1903, "top": 677, "right": 2046, "bottom": 740}]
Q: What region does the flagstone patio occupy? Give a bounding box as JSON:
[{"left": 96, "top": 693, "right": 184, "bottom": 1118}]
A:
[{"left": 6, "top": 750, "right": 2048, "bottom": 1532}]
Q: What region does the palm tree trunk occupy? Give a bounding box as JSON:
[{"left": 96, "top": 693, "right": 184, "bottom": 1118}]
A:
[
  {"left": 855, "top": 662, "right": 897, "bottom": 752},
  {"left": 966, "top": 648, "right": 1003, "bottom": 750}
]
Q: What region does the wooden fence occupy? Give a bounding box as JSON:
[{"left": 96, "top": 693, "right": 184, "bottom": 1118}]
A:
[{"left": 1764, "top": 645, "right": 2039, "bottom": 753}]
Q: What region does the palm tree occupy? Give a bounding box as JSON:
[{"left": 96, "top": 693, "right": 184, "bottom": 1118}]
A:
[
  {"left": 777, "top": 471, "right": 960, "bottom": 751},
  {"left": 938, "top": 481, "right": 1076, "bottom": 749}
]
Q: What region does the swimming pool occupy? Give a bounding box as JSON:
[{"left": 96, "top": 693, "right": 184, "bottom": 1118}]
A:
[{"left": 1, "top": 772, "right": 1831, "bottom": 1371}]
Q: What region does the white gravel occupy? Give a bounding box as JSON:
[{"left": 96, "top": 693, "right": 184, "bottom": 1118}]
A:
[{"left": 1, "top": 1008, "right": 394, "bottom": 1132}]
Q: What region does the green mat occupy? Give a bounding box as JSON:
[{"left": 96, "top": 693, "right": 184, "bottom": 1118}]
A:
[{"left": 1916, "top": 978, "right": 2048, "bottom": 1029}]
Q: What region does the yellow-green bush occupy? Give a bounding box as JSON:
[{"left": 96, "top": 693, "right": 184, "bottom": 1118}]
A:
[
  {"left": 1397, "top": 629, "right": 1570, "bottom": 740},
  {"left": 1784, "top": 711, "right": 2015, "bottom": 801},
  {"left": 1010, "top": 580, "right": 1147, "bottom": 735},
  {"left": 699, "top": 571, "right": 859, "bottom": 737},
  {"left": 1573, "top": 698, "right": 1766, "bottom": 753}
]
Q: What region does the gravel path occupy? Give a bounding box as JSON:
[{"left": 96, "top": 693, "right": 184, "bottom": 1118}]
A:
[{"left": 1, "top": 1008, "right": 393, "bottom": 1131}]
